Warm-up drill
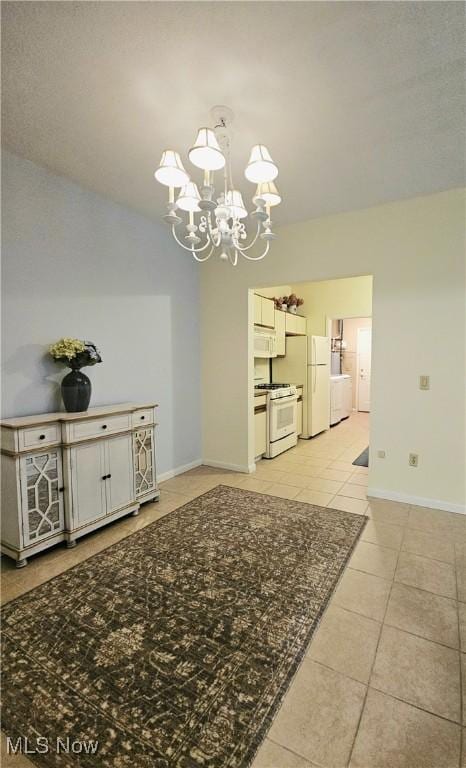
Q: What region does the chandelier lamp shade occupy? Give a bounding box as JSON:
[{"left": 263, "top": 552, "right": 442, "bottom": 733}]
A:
[
  {"left": 176, "top": 182, "right": 201, "bottom": 212},
  {"left": 245, "top": 145, "right": 278, "bottom": 184},
  {"left": 154, "top": 150, "right": 189, "bottom": 188},
  {"left": 254, "top": 181, "right": 282, "bottom": 207},
  {"left": 153, "top": 106, "right": 280, "bottom": 265},
  {"left": 189, "top": 128, "right": 226, "bottom": 171}
]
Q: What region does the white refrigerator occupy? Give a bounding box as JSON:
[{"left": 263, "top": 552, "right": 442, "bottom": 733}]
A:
[{"left": 273, "top": 335, "right": 330, "bottom": 438}]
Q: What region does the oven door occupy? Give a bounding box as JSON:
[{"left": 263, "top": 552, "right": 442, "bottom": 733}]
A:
[{"left": 269, "top": 395, "right": 297, "bottom": 442}]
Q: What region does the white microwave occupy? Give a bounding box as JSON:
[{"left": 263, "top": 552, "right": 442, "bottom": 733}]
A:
[{"left": 254, "top": 330, "right": 277, "bottom": 358}]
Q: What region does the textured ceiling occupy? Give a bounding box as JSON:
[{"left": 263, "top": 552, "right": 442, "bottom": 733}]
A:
[{"left": 2, "top": 1, "right": 465, "bottom": 225}]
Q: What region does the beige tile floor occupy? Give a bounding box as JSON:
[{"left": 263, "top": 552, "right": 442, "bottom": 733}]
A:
[{"left": 2, "top": 412, "right": 465, "bottom": 768}]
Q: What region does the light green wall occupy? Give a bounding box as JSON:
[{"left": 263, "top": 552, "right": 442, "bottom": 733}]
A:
[
  {"left": 255, "top": 284, "right": 292, "bottom": 299},
  {"left": 291, "top": 276, "right": 373, "bottom": 336},
  {"left": 201, "top": 188, "right": 466, "bottom": 511}
]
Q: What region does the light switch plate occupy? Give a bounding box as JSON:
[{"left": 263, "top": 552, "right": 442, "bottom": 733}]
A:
[{"left": 419, "top": 375, "right": 430, "bottom": 390}]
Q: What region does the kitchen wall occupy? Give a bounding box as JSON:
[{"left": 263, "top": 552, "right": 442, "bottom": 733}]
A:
[
  {"left": 341, "top": 317, "right": 373, "bottom": 409},
  {"left": 292, "top": 276, "right": 373, "bottom": 336},
  {"left": 201, "top": 188, "right": 466, "bottom": 512},
  {"left": 2, "top": 151, "right": 202, "bottom": 477},
  {"left": 253, "top": 359, "right": 270, "bottom": 385},
  {"left": 256, "top": 285, "right": 292, "bottom": 300}
]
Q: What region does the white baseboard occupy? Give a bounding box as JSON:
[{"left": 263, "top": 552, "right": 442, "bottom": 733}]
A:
[
  {"left": 158, "top": 459, "right": 202, "bottom": 483},
  {"left": 202, "top": 459, "right": 251, "bottom": 474},
  {"left": 367, "top": 487, "right": 466, "bottom": 516}
]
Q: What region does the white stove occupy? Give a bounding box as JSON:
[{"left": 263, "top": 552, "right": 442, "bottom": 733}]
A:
[
  {"left": 254, "top": 383, "right": 297, "bottom": 400},
  {"left": 254, "top": 383, "right": 298, "bottom": 457}
]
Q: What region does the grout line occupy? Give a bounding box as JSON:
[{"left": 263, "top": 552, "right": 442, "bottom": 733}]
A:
[
  {"left": 454, "top": 545, "right": 464, "bottom": 766},
  {"left": 265, "top": 736, "right": 323, "bottom": 767},
  {"left": 367, "top": 683, "right": 464, "bottom": 728},
  {"left": 399, "top": 545, "right": 457, "bottom": 568},
  {"left": 346, "top": 517, "right": 406, "bottom": 766},
  {"left": 307, "top": 656, "right": 372, "bottom": 689}
]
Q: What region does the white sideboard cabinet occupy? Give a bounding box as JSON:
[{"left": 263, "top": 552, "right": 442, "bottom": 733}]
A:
[{"left": 1, "top": 403, "right": 159, "bottom": 567}]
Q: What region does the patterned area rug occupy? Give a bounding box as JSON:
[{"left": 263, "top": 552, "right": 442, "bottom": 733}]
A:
[{"left": 2, "top": 485, "right": 367, "bottom": 767}]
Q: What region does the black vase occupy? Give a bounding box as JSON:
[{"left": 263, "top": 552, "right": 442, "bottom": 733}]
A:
[{"left": 61, "top": 368, "right": 91, "bottom": 413}]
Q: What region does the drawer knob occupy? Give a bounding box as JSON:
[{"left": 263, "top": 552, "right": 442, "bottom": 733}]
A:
[
  {"left": 39, "top": 434, "right": 46, "bottom": 440},
  {"left": 102, "top": 424, "right": 108, "bottom": 430},
  {"left": 59, "top": 486, "right": 65, "bottom": 492},
  {"left": 140, "top": 415, "right": 145, "bottom": 420}
]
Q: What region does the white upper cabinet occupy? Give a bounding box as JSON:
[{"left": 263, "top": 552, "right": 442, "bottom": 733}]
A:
[
  {"left": 285, "top": 313, "right": 306, "bottom": 336},
  {"left": 275, "top": 310, "right": 286, "bottom": 355},
  {"left": 254, "top": 294, "right": 275, "bottom": 329}
]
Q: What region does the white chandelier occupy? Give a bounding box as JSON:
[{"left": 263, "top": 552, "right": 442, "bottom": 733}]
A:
[{"left": 154, "top": 106, "right": 281, "bottom": 266}]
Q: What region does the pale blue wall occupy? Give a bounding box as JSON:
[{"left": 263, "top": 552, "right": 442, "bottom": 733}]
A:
[{"left": 1, "top": 151, "right": 201, "bottom": 475}]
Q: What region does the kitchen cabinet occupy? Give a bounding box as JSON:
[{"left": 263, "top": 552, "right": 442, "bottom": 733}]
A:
[
  {"left": 342, "top": 375, "right": 353, "bottom": 419},
  {"left": 274, "top": 309, "right": 286, "bottom": 355},
  {"left": 254, "top": 395, "right": 267, "bottom": 458},
  {"left": 254, "top": 294, "right": 275, "bottom": 329},
  {"left": 297, "top": 394, "right": 303, "bottom": 436},
  {"left": 254, "top": 294, "right": 262, "bottom": 325},
  {"left": 1, "top": 403, "right": 159, "bottom": 567},
  {"left": 285, "top": 313, "right": 306, "bottom": 336}
]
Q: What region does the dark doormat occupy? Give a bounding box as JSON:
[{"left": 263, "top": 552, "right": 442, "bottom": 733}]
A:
[
  {"left": 353, "top": 447, "right": 369, "bottom": 467},
  {"left": 1, "top": 485, "right": 367, "bottom": 768}
]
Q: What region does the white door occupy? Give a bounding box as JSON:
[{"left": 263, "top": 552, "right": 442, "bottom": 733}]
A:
[
  {"left": 309, "top": 365, "right": 330, "bottom": 436},
  {"left": 70, "top": 442, "right": 107, "bottom": 527},
  {"left": 357, "top": 328, "right": 372, "bottom": 412},
  {"left": 105, "top": 434, "right": 134, "bottom": 514}
]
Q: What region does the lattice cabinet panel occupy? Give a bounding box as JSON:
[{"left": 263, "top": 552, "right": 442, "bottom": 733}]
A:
[
  {"left": 20, "top": 450, "right": 64, "bottom": 545},
  {"left": 133, "top": 428, "right": 156, "bottom": 497}
]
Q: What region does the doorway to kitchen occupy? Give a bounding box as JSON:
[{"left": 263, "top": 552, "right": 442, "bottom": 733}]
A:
[{"left": 250, "top": 276, "right": 373, "bottom": 473}]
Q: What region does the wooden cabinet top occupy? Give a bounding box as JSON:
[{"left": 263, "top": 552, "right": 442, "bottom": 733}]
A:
[{"left": 1, "top": 402, "right": 158, "bottom": 429}]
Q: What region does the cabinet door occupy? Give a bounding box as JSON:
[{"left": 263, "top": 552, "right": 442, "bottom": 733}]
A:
[
  {"left": 70, "top": 442, "right": 107, "bottom": 527},
  {"left": 285, "top": 313, "right": 297, "bottom": 335},
  {"left": 20, "top": 450, "right": 64, "bottom": 545},
  {"left": 254, "top": 294, "right": 262, "bottom": 325},
  {"left": 297, "top": 400, "right": 303, "bottom": 436},
  {"left": 254, "top": 411, "right": 267, "bottom": 458},
  {"left": 295, "top": 316, "right": 307, "bottom": 335},
  {"left": 134, "top": 428, "right": 156, "bottom": 497},
  {"left": 261, "top": 298, "right": 275, "bottom": 328},
  {"left": 105, "top": 434, "right": 134, "bottom": 514},
  {"left": 275, "top": 310, "right": 286, "bottom": 355}
]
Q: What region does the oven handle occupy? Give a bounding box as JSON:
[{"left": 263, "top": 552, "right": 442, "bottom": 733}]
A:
[{"left": 269, "top": 395, "right": 298, "bottom": 405}]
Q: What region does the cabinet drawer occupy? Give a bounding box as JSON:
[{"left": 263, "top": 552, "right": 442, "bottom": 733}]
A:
[
  {"left": 65, "top": 413, "right": 132, "bottom": 443},
  {"left": 131, "top": 408, "right": 154, "bottom": 428},
  {"left": 18, "top": 424, "right": 60, "bottom": 451}
]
